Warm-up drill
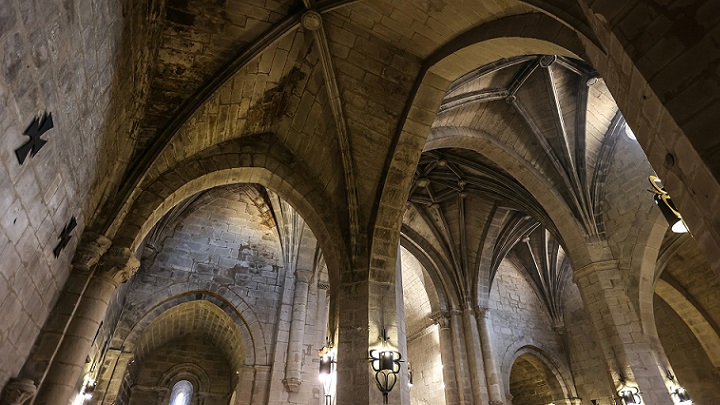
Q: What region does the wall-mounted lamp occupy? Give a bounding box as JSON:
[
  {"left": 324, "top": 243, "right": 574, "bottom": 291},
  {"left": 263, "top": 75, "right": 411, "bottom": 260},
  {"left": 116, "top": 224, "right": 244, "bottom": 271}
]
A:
[
  {"left": 72, "top": 375, "right": 96, "bottom": 405},
  {"left": 407, "top": 362, "right": 413, "bottom": 388},
  {"left": 318, "top": 342, "right": 336, "bottom": 405},
  {"left": 666, "top": 370, "right": 692, "bottom": 404},
  {"left": 649, "top": 176, "right": 688, "bottom": 234},
  {"left": 671, "top": 387, "right": 692, "bottom": 404},
  {"left": 369, "top": 328, "right": 402, "bottom": 404},
  {"left": 618, "top": 386, "right": 641, "bottom": 404}
]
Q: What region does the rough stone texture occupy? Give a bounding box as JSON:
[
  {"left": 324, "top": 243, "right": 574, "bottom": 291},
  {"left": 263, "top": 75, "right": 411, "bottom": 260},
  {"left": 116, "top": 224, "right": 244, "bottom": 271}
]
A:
[
  {"left": 406, "top": 327, "right": 445, "bottom": 405},
  {"left": 127, "top": 334, "right": 232, "bottom": 405},
  {"left": 86, "top": 185, "right": 327, "bottom": 405},
  {"left": 0, "top": 0, "right": 152, "bottom": 389},
  {"left": 489, "top": 261, "right": 572, "bottom": 399},
  {"left": 1, "top": 2, "right": 719, "bottom": 405},
  {"left": 654, "top": 296, "right": 720, "bottom": 405}
]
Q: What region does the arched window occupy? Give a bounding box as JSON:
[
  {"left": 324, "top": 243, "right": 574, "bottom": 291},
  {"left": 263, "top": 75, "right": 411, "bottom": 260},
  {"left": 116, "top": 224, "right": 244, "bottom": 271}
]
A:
[{"left": 168, "top": 380, "right": 193, "bottom": 405}]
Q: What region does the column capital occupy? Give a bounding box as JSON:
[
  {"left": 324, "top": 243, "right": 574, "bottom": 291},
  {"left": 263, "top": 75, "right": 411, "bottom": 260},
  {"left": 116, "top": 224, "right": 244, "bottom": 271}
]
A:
[
  {"left": 71, "top": 232, "right": 112, "bottom": 272},
  {"left": 572, "top": 259, "right": 618, "bottom": 283},
  {"left": 0, "top": 378, "right": 36, "bottom": 405},
  {"left": 294, "top": 269, "right": 313, "bottom": 283},
  {"left": 474, "top": 306, "right": 490, "bottom": 320},
  {"left": 431, "top": 312, "right": 451, "bottom": 329},
  {"left": 282, "top": 377, "right": 302, "bottom": 392},
  {"left": 97, "top": 247, "right": 141, "bottom": 285}
]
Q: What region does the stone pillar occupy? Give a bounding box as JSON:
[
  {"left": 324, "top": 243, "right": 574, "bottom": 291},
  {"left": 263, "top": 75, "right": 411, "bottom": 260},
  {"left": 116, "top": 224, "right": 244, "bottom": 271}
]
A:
[
  {"left": 0, "top": 379, "right": 36, "bottom": 405},
  {"left": 395, "top": 251, "right": 410, "bottom": 405},
  {"left": 475, "top": 307, "right": 505, "bottom": 405},
  {"left": 283, "top": 269, "right": 314, "bottom": 392},
  {"left": 449, "top": 309, "right": 473, "bottom": 404},
  {"left": 252, "top": 365, "right": 272, "bottom": 405},
  {"left": 431, "top": 313, "right": 460, "bottom": 405},
  {"left": 461, "top": 304, "right": 488, "bottom": 404},
  {"left": 3, "top": 234, "right": 111, "bottom": 405},
  {"left": 93, "top": 351, "right": 133, "bottom": 405},
  {"left": 573, "top": 260, "right": 673, "bottom": 405},
  {"left": 32, "top": 247, "right": 139, "bottom": 405},
  {"left": 316, "top": 282, "right": 330, "bottom": 345}
]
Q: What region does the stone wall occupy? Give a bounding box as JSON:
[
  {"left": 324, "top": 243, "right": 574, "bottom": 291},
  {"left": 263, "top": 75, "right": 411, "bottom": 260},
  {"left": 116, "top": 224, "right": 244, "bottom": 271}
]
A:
[
  {"left": 407, "top": 326, "right": 445, "bottom": 405},
  {"left": 654, "top": 296, "right": 720, "bottom": 405},
  {"left": 488, "top": 261, "right": 568, "bottom": 401},
  {"left": 0, "top": 0, "right": 158, "bottom": 389},
  {"left": 90, "top": 185, "right": 327, "bottom": 405},
  {"left": 127, "top": 335, "right": 233, "bottom": 405},
  {"left": 562, "top": 279, "right": 616, "bottom": 404}
]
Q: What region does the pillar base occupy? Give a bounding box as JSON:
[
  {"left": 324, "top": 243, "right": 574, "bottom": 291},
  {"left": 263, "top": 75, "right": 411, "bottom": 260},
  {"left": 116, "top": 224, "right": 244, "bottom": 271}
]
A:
[{"left": 0, "top": 378, "right": 36, "bottom": 405}]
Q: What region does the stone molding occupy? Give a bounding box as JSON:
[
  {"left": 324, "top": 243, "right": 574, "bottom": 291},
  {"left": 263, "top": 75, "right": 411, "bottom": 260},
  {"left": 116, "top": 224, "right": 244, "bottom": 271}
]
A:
[
  {"left": 300, "top": 10, "right": 321, "bottom": 31},
  {"left": 294, "top": 269, "right": 313, "bottom": 284},
  {"left": 474, "top": 306, "right": 490, "bottom": 320},
  {"left": 97, "top": 247, "right": 141, "bottom": 285},
  {"left": 572, "top": 259, "right": 618, "bottom": 283},
  {"left": 317, "top": 282, "right": 330, "bottom": 290},
  {"left": 0, "top": 378, "right": 36, "bottom": 405},
  {"left": 282, "top": 377, "right": 302, "bottom": 392},
  {"left": 431, "top": 312, "right": 451, "bottom": 329},
  {"left": 71, "top": 232, "right": 112, "bottom": 272}
]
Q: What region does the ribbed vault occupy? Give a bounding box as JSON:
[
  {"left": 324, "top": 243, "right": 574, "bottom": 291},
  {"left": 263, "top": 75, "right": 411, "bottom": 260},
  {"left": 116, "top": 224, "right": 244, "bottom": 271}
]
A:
[
  {"left": 432, "top": 54, "right": 624, "bottom": 240},
  {"left": 404, "top": 148, "right": 552, "bottom": 306}
]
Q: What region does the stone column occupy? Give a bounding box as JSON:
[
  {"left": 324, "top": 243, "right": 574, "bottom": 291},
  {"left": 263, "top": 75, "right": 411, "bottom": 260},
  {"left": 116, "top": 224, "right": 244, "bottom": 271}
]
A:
[
  {"left": 315, "top": 282, "right": 330, "bottom": 346},
  {"left": 449, "top": 309, "right": 473, "bottom": 404},
  {"left": 2, "top": 234, "right": 111, "bottom": 405},
  {"left": 0, "top": 379, "right": 36, "bottom": 405},
  {"left": 395, "top": 251, "right": 410, "bottom": 405},
  {"left": 431, "top": 313, "right": 460, "bottom": 405},
  {"left": 283, "top": 269, "right": 314, "bottom": 392},
  {"left": 32, "top": 246, "right": 139, "bottom": 405},
  {"left": 573, "top": 260, "right": 674, "bottom": 405},
  {"left": 475, "top": 307, "right": 505, "bottom": 405},
  {"left": 461, "top": 305, "right": 488, "bottom": 404}
]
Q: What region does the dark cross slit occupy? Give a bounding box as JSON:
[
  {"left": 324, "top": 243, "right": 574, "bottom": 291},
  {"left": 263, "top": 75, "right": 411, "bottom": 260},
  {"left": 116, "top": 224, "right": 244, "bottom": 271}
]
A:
[
  {"left": 15, "top": 112, "right": 54, "bottom": 165},
  {"left": 53, "top": 216, "right": 77, "bottom": 258}
]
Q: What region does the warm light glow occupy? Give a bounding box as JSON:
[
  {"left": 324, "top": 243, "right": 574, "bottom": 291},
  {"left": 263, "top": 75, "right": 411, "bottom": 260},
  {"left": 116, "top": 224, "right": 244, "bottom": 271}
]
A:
[
  {"left": 625, "top": 124, "right": 637, "bottom": 140},
  {"left": 671, "top": 220, "right": 689, "bottom": 234}
]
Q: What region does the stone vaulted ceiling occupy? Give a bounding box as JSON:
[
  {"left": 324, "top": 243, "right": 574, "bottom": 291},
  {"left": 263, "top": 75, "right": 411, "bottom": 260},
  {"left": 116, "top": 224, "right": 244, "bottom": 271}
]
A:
[{"left": 402, "top": 55, "right": 625, "bottom": 313}]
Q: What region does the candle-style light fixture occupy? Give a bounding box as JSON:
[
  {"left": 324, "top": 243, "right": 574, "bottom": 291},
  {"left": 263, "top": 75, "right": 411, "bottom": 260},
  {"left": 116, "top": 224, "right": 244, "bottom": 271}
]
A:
[
  {"left": 618, "top": 386, "right": 641, "bottom": 404},
  {"left": 369, "top": 328, "right": 402, "bottom": 404},
  {"left": 617, "top": 374, "right": 641, "bottom": 404},
  {"left": 666, "top": 370, "right": 692, "bottom": 404},
  {"left": 318, "top": 340, "right": 336, "bottom": 405},
  {"left": 648, "top": 176, "right": 688, "bottom": 234}
]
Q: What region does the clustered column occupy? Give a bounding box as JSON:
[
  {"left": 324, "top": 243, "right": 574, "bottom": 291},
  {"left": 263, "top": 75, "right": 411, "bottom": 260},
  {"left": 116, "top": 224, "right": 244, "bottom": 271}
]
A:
[
  {"left": 283, "top": 269, "right": 314, "bottom": 391},
  {"left": 573, "top": 260, "right": 674, "bottom": 405},
  {"left": 33, "top": 246, "right": 139, "bottom": 405},
  {"left": 475, "top": 306, "right": 505, "bottom": 405},
  {"left": 432, "top": 313, "right": 460, "bottom": 405}
]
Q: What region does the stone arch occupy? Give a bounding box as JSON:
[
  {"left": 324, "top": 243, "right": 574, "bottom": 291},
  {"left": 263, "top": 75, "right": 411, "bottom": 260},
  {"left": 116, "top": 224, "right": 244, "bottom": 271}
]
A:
[
  {"left": 655, "top": 279, "right": 720, "bottom": 368},
  {"left": 635, "top": 215, "right": 668, "bottom": 339},
  {"left": 400, "top": 226, "right": 459, "bottom": 312},
  {"left": 575, "top": 9, "right": 720, "bottom": 278},
  {"left": 121, "top": 291, "right": 264, "bottom": 367},
  {"left": 109, "top": 133, "right": 347, "bottom": 290},
  {"left": 503, "top": 344, "right": 577, "bottom": 403},
  {"left": 369, "top": 12, "right": 593, "bottom": 290}
]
